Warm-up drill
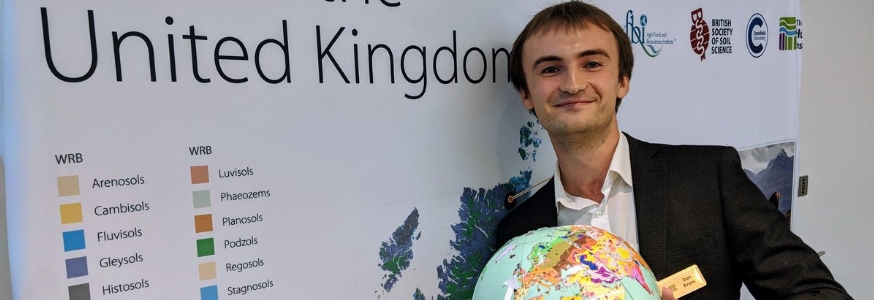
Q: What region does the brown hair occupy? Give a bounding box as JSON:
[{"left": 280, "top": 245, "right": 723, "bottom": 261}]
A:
[{"left": 509, "top": 1, "right": 634, "bottom": 109}]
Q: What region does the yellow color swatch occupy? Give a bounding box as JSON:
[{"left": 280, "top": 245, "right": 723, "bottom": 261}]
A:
[
  {"left": 59, "top": 203, "right": 83, "bottom": 224},
  {"left": 57, "top": 175, "right": 80, "bottom": 197},
  {"left": 199, "top": 261, "right": 216, "bottom": 281}
]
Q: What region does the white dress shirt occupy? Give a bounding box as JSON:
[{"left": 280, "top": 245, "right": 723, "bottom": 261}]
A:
[{"left": 554, "top": 133, "right": 638, "bottom": 251}]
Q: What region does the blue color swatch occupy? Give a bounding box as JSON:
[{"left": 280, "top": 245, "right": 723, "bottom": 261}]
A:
[
  {"left": 65, "top": 256, "right": 88, "bottom": 278},
  {"left": 63, "top": 230, "right": 86, "bottom": 252},
  {"left": 200, "top": 285, "right": 218, "bottom": 300}
]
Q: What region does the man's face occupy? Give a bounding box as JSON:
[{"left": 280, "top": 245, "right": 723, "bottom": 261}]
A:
[{"left": 520, "top": 25, "right": 629, "bottom": 138}]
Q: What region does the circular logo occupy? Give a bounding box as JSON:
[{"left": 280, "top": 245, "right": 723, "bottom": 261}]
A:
[{"left": 747, "top": 13, "right": 768, "bottom": 58}]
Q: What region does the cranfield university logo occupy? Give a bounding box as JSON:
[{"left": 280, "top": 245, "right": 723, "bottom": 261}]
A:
[
  {"left": 746, "top": 13, "right": 768, "bottom": 57},
  {"left": 625, "top": 10, "right": 674, "bottom": 57},
  {"left": 689, "top": 8, "right": 710, "bottom": 60},
  {"left": 779, "top": 17, "right": 803, "bottom": 50}
]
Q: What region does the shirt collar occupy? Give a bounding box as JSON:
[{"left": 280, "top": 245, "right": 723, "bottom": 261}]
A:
[{"left": 554, "top": 133, "right": 634, "bottom": 208}]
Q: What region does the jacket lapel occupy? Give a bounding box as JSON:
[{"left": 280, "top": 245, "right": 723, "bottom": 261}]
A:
[
  {"left": 524, "top": 179, "right": 558, "bottom": 228},
  {"left": 626, "top": 133, "right": 671, "bottom": 278}
]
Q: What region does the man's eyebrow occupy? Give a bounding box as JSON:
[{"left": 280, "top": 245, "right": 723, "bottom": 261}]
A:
[
  {"left": 578, "top": 48, "right": 610, "bottom": 59},
  {"left": 531, "top": 55, "right": 562, "bottom": 70}
]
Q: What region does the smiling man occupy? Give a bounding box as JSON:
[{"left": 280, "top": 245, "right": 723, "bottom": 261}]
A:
[{"left": 495, "top": 2, "right": 851, "bottom": 299}]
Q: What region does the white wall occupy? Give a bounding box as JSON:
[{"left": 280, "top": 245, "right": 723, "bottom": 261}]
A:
[{"left": 795, "top": 0, "right": 874, "bottom": 297}]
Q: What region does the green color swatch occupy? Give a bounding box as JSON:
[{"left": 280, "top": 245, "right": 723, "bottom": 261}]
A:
[{"left": 196, "top": 238, "right": 215, "bottom": 257}]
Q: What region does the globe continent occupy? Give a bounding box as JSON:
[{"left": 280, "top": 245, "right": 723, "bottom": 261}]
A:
[{"left": 474, "top": 225, "right": 660, "bottom": 300}]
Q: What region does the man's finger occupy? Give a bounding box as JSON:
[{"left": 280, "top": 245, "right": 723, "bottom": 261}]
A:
[{"left": 661, "top": 287, "right": 676, "bottom": 300}]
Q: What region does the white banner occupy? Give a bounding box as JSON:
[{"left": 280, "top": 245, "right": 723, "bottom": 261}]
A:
[{"left": 1, "top": 1, "right": 801, "bottom": 299}]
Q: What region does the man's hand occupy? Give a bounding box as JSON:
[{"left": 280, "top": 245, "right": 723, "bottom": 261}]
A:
[{"left": 661, "top": 287, "right": 677, "bottom": 300}]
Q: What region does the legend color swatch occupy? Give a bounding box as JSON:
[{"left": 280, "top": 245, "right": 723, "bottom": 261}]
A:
[
  {"left": 194, "top": 214, "right": 213, "bottom": 233},
  {"left": 196, "top": 238, "right": 215, "bottom": 257},
  {"left": 198, "top": 262, "right": 217, "bottom": 281},
  {"left": 190, "top": 166, "right": 209, "bottom": 184},
  {"left": 62, "top": 230, "right": 86, "bottom": 252},
  {"left": 200, "top": 285, "right": 218, "bottom": 300},
  {"left": 68, "top": 283, "right": 90, "bottom": 300},
  {"left": 57, "top": 175, "right": 81, "bottom": 197},
  {"left": 65, "top": 257, "right": 89, "bottom": 279},
  {"left": 59, "top": 203, "right": 83, "bottom": 224},
  {"left": 193, "top": 190, "right": 211, "bottom": 208}
]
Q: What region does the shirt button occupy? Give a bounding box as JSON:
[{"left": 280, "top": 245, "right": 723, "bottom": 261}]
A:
[{"left": 595, "top": 212, "right": 603, "bottom": 218}]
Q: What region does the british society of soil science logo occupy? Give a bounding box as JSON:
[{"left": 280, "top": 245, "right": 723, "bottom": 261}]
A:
[
  {"left": 625, "top": 10, "right": 675, "bottom": 57},
  {"left": 689, "top": 8, "right": 735, "bottom": 61},
  {"left": 689, "top": 8, "right": 710, "bottom": 60}
]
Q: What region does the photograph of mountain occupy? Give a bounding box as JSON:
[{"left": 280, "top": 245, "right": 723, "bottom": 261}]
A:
[{"left": 738, "top": 141, "right": 795, "bottom": 222}]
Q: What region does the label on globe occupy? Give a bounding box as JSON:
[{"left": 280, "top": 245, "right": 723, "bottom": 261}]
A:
[{"left": 657, "top": 264, "right": 707, "bottom": 298}]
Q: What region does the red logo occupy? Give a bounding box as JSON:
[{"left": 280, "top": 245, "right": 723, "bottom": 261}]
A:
[{"left": 690, "top": 8, "right": 710, "bottom": 61}]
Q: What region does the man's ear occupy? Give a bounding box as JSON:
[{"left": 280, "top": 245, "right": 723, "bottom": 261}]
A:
[
  {"left": 617, "top": 75, "right": 630, "bottom": 100},
  {"left": 520, "top": 89, "right": 535, "bottom": 111}
]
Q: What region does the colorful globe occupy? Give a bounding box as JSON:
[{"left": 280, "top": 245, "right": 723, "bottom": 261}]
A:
[{"left": 474, "top": 225, "right": 660, "bottom": 300}]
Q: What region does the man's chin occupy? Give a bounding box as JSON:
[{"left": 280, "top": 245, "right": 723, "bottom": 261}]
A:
[{"left": 544, "top": 115, "right": 615, "bottom": 135}]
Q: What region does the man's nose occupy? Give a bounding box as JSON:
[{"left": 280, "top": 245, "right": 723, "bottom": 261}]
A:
[{"left": 559, "top": 68, "right": 588, "bottom": 94}]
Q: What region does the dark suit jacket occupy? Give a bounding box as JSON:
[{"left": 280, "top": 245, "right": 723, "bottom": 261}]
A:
[{"left": 496, "top": 134, "right": 851, "bottom": 299}]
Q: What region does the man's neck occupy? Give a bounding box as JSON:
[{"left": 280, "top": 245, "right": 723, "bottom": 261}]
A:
[{"left": 552, "top": 127, "right": 621, "bottom": 202}]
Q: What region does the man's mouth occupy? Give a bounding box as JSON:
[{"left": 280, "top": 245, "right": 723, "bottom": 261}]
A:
[{"left": 554, "top": 99, "right": 596, "bottom": 108}]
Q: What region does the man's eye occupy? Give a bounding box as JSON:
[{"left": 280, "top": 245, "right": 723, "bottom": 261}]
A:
[
  {"left": 541, "top": 66, "right": 560, "bottom": 74},
  {"left": 584, "top": 61, "right": 603, "bottom": 69}
]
